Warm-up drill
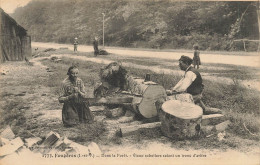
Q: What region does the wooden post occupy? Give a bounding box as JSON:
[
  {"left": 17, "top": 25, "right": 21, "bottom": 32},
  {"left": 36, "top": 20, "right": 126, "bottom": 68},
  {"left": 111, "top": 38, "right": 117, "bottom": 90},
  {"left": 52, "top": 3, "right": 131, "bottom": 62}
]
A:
[
  {"left": 256, "top": 2, "right": 260, "bottom": 52},
  {"left": 242, "top": 40, "right": 247, "bottom": 52}
]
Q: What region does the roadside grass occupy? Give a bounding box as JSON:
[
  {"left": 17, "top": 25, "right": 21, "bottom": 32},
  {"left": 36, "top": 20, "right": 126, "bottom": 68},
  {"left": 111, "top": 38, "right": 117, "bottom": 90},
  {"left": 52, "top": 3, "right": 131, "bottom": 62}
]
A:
[
  {"left": 199, "top": 64, "right": 260, "bottom": 80},
  {"left": 125, "top": 66, "right": 260, "bottom": 140},
  {"left": 94, "top": 51, "right": 259, "bottom": 81},
  {"left": 100, "top": 54, "right": 165, "bottom": 67},
  {"left": 32, "top": 44, "right": 258, "bottom": 56},
  {"left": 22, "top": 46, "right": 258, "bottom": 151},
  {"left": 35, "top": 48, "right": 259, "bottom": 81},
  {"left": 43, "top": 55, "right": 260, "bottom": 140},
  {"left": 125, "top": 66, "right": 180, "bottom": 89},
  {"left": 0, "top": 94, "right": 32, "bottom": 138},
  {"left": 36, "top": 57, "right": 107, "bottom": 143},
  {"left": 0, "top": 56, "right": 107, "bottom": 143},
  {"left": 103, "top": 46, "right": 258, "bottom": 56},
  {"left": 40, "top": 57, "right": 104, "bottom": 96},
  {"left": 24, "top": 49, "right": 260, "bottom": 148},
  {"left": 202, "top": 80, "right": 260, "bottom": 139},
  {"left": 24, "top": 117, "right": 106, "bottom": 145}
]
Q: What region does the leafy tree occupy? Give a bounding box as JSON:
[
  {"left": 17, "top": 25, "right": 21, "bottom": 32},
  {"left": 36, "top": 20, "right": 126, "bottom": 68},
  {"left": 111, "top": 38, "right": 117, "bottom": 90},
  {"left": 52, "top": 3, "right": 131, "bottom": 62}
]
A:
[{"left": 11, "top": 0, "right": 259, "bottom": 51}]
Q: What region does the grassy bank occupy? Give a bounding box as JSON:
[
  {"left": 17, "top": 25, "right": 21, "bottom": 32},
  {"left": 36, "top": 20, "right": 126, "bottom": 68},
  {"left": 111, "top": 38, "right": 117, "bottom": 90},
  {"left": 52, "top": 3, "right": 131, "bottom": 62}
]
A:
[{"left": 41, "top": 55, "right": 260, "bottom": 140}]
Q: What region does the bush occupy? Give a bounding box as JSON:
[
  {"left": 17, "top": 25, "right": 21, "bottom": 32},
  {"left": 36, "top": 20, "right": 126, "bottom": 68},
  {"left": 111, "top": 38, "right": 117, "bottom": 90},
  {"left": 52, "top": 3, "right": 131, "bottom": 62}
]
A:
[{"left": 232, "top": 41, "right": 259, "bottom": 51}]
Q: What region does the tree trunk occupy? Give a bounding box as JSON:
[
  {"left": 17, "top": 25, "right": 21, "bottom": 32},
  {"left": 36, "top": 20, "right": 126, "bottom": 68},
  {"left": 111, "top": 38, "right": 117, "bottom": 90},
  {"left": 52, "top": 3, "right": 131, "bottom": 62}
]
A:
[
  {"left": 158, "top": 100, "right": 203, "bottom": 139},
  {"left": 256, "top": 2, "right": 260, "bottom": 52},
  {"left": 88, "top": 96, "right": 133, "bottom": 106},
  {"left": 118, "top": 122, "right": 161, "bottom": 137},
  {"left": 125, "top": 76, "right": 167, "bottom": 118}
]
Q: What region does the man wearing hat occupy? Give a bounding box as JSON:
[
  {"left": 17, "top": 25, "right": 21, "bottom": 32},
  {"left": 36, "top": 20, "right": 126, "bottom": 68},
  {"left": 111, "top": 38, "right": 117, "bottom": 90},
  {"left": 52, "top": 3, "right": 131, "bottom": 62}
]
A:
[
  {"left": 167, "top": 55, "right": 205, "bottom": 110},
  {"left": 167, "top": 55, "right": 221, "bottom": 114},
  {"left": 74, "top": 37, "right": 78, "bottom": 52}
]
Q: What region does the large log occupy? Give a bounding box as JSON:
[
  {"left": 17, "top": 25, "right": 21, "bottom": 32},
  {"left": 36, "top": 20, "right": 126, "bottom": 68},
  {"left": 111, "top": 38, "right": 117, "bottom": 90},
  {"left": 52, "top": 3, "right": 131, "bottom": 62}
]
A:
[
  {"left": 159, "top": 100, "right": 203, "bottom": 139},
  {"left": 201, "top": 114, "right": 226, "bottom": 126},
  {"left": 126, "top": 76, "right": 167, "bottom": 118},
  {"left": 118, "top": 122, "right": 161, "bottom": 137},
  {"left": 88, "top": 96, "right": 133, "bottom": 106}
]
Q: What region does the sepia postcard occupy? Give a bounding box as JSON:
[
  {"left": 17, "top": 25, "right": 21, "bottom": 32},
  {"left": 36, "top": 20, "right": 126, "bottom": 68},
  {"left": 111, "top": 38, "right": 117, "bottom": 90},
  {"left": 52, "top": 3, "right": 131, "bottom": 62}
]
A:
[{"left": 0, "top": 0, "right": 259, "bottom": 164}]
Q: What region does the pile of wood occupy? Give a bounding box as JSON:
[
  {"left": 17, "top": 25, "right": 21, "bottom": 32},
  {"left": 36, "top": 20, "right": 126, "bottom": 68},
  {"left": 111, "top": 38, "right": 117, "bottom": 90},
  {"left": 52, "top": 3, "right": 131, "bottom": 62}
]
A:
[
  {"left": 0, "top": 127, "right": 102, "bottom": 161},
  {"left": 92, "top": 62, "right": 229, "bottom": 140},
  {"left": 200, "top": 114, "right": 230, "bottom": 136},
  {"left": 93, "top": 62, "right": 167, "bottom": 119}
]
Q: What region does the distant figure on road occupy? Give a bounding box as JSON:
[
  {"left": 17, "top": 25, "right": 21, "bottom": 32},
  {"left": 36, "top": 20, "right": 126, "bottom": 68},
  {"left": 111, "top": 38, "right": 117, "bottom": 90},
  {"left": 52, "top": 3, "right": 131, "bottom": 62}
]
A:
[
  {"left": 93, "top": 37, "right": 99, "bottom": 56},
  {"left": 167, "top": 55, "right": 221, "bottom": 114},
  {"left": 58, "top": 66, "right": 94, "bottom": 127},
  {"left": 74, "top": 37, "right": 78, "bottom": 52},
  {"left": 193, "top": 45, "right": 201, "bottom": 69}
]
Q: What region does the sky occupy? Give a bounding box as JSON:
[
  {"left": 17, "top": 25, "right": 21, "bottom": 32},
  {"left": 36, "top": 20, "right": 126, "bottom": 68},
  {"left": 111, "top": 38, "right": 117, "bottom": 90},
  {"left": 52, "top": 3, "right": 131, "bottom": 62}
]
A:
[{"left": 0, "top": 0, "right": 32, "bottom": 14}]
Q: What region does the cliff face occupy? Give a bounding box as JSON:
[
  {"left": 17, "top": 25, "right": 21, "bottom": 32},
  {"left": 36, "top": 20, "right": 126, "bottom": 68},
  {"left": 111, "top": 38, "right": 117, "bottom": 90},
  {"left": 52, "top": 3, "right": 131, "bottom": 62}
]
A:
[{"left": 11, "top": 0, "right": 259, "bottom": 51}]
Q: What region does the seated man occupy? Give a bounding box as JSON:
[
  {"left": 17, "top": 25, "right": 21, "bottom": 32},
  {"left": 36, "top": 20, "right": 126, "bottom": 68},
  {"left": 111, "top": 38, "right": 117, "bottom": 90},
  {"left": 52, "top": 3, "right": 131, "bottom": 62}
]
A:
[{"left": 167, "top": 55, "right": 221, "bottom": 114}]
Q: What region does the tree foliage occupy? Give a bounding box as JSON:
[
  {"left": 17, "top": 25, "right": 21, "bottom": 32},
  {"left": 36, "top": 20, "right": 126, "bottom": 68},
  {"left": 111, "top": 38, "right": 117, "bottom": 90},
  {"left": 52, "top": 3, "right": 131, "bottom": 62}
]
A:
[{"left": 12, "top": 0, "right": 259, "bottom": 51}]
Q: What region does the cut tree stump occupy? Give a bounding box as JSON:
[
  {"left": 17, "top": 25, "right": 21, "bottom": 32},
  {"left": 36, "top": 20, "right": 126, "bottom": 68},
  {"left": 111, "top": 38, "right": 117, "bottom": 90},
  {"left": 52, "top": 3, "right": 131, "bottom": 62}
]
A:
[
  {"left": 159, "top": 100, "right": 203, "bottom": 139},
  {"left": 118, "top": 122, "right": 161, "bottom": 137},
  {"left": 201, "top": 114, "right": 226, "bottom": 126},
  {"left": 125, "top": 76, "right": 167, "bottom": 118}
]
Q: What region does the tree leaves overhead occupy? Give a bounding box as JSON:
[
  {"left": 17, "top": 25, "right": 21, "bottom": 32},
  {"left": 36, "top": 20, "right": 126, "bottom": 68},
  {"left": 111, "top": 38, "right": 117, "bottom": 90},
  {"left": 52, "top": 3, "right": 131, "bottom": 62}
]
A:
[{"left": 11, "top": 0, "right": 259, "bottom": 50}]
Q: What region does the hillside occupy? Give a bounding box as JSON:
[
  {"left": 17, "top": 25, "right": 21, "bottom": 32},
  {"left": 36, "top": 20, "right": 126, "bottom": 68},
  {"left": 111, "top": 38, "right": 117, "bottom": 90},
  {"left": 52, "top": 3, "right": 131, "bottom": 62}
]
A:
[{"left": 12, "top": 0, "right": 259, "bottom": 51}]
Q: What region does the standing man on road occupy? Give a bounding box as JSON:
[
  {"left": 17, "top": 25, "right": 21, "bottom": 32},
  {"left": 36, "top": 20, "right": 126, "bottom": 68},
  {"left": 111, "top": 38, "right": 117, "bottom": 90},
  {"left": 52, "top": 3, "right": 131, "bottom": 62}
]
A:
[
  {"left": 167, "top": 55, "right": 221, "bottom": 114},
  {"left": 93, "top": 36, "right": 99, "bottom": 56},
  {"left": 74, "top": 37, "right": 79, "bottom": 52}
]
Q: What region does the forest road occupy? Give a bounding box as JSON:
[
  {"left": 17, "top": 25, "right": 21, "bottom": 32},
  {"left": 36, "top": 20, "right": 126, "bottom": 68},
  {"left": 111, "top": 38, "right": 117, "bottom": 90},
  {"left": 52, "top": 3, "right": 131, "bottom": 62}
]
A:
[{"left": 32, "top": 42, "right": 260, "bottom": 67}]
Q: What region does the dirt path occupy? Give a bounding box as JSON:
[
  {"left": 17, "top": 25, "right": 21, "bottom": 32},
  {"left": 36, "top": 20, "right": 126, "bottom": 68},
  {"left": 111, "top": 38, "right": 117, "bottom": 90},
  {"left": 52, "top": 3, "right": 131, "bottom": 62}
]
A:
[{"left": 32, "top": 42, "right": 260, "bottom": 67}]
